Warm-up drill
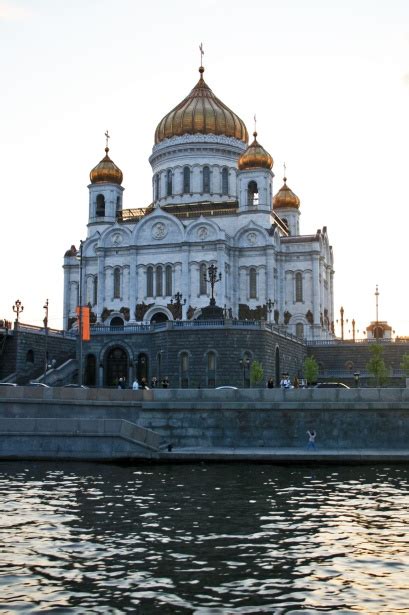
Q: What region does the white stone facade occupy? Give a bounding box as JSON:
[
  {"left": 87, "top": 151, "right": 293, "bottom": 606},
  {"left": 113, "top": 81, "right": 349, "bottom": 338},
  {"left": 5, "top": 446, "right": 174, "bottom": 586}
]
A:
[{"left": 63, "top": 102, "right": 335, "bottom": 341}]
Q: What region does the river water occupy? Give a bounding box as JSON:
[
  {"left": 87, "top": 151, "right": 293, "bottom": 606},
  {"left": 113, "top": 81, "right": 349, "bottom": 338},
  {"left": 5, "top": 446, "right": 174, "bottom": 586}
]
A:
[{"left": 0, "top": 462, "right": 408, "bottom": 614}]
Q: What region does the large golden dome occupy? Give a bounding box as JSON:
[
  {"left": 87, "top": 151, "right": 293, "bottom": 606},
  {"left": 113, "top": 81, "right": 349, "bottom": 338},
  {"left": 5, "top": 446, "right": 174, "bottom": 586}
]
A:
[
  {"left": 90, "top": 147, "right": 123, "bottom": 185},
  {"left": 238, "top": 132, "right": 273, "bottom": 170},
  {"left": 273, "top": 177, "right": 300, "bottom": 209},
  {"left": 154, "top": 67, "right": 248, "bottom": 144}
]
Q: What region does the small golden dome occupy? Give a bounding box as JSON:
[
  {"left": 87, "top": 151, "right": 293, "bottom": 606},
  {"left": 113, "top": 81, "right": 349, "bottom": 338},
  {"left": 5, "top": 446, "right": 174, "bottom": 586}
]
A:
[
  {"left": 273, "top": 177, "right": 300, "bottom": 209},
  {"left": 238, "top": 132, "right": 273, "bottom": 170},
  {"left": 90, "top": 147, "right": 123, "bottom": 185},
  {"left": 154, "top": 66, "right": 248, "bottom": 144}
]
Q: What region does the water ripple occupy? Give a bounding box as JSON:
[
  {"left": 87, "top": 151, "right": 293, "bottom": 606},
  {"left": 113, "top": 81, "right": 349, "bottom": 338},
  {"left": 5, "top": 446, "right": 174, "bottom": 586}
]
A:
[{"left": 0, "top": 463, "right": 408, "bottom": 613}]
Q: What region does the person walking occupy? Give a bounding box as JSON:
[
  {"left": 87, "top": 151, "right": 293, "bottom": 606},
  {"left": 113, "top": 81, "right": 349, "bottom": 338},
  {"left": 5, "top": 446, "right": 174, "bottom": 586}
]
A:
[
  {"left": 307, "top": 429, "right": 317, "bottom": 450},
  {"left": 293, "top": 376, "right": 299, "bottom": 388},
  {"left": 132, "top": 379, "right": 139, "bottom": 390},
  {"left": 267, "top": 377, "right": 274, "bottom": 389}
]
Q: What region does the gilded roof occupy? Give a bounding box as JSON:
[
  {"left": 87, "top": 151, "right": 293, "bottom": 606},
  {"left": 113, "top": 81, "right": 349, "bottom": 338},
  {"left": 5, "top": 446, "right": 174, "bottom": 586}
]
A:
[
  {"left": 90, "top": 147, "right": 123, "bottom": 185},
  {"left": 154, "top": 67, "right": 248, "bottom": 144},
  {"left": 273, "top": 177, "right": 300, "bottom": 209},
  {"left": 238, "top": 132, "right": 273, "bottom": 170}
]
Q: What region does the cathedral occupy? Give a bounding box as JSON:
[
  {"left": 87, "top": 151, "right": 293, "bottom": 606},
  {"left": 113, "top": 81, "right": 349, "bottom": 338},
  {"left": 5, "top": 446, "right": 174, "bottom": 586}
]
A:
[
  {"left": 64, "top": 62, "right": 335, "bottom": 339},
  {"left": 62, "top": 61, "right": 335, "bottom": 386}
]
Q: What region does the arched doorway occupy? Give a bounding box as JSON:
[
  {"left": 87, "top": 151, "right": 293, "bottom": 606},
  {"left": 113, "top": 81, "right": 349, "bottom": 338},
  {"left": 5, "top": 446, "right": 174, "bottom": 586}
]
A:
[
  {"left": 151, "top": 312, "right": 168, "bottom": 324},
  {"left": 275, "top": 346, "right": 280, "bottom": 386},
  {"left": 110, "top": 316, "right": 124, "bottom": 330},
  {"left": 105, "top": 346, "right": 129, "bottom": 387},
  {"left": 85, "top": 354, "right": 96, "bottom": 386},
  {"left": 137, "top": 353, "right": 149, "bottom": 384}
]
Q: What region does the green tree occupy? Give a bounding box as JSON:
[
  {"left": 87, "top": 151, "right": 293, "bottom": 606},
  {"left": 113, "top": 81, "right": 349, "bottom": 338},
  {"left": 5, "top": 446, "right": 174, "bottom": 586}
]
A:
[
  {"left": 366, "top": 344, "right": 389, "bottom": 387},
  {"left": 400, "top": 353, "right": 409, "bottom": 376},
  {"left": 250, "top": 360, "right": 264, "bottom": 387},
  {"left": 303, "top": 356, "right": 319, "bottom": 385}
]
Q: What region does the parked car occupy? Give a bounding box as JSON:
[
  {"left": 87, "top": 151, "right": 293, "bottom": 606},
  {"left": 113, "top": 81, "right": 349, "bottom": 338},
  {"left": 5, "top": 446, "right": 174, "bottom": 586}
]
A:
[
  {"left": 63, "top": 384, "right": 89, "bottom": 389},
  {"left": 314, "top": 382, "right": 350, "bottom": 389},
  {"left": 27, "top": 382, "right": 50, "bottom": 388},
  {"left": 215, "top": 386, "right": 238, "bottom": 390},
  {"left": 0, "top": 382, "right": 18, "bottom": 387}
]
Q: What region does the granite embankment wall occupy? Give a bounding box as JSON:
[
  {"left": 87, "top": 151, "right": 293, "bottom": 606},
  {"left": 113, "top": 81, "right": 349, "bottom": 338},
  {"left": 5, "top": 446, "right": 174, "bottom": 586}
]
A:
[{"left": 0, "top": 387, "right": 409, "bottom": 459}]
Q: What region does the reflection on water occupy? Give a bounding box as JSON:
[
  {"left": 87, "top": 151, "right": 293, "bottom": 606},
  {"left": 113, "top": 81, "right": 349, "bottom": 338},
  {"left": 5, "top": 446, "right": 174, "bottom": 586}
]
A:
[{"left": 0, "top": 462, "right": 408, "bottom": 614}]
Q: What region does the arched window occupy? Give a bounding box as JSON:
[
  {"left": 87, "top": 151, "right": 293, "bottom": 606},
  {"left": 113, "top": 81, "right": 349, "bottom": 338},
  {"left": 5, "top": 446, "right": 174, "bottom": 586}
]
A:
[
  {"left": 207, "top": 351, "right": 216, "bottom": 388},
  {"left": 155, "top": 174, "right": 160, "bottom": 200},
  {"left": 247, "top": 181, "right": 258, "bottom": 206},
  {"left": 295, "top": 272, "right": 303, "bottom": 302},
  {"left": 167, "top": 169, "right": 173, "bottom": 196},
  {"left": 296, "top": 323, "right": 304, "bottom": 338},
  {"left": 156, "top": 265, "right": 163, "bottom": 297},
  {"left": 93, "top": 276, "right": 98, "bottom": 306},
  {"left": 116, "top": 196, "right": 121, "bottom": 214},
  {"left": 96, "top": 194, "right": 105, "bottom": 217},
  {"left": 26, "top": 349, "right": 34, "bottom": 363},
  {"left": 249, "top": 268, "right": 257, "bottom": 299},
  {"left": 222, "top": 168, "right": 229, "bottom": 195},
  {"left": 113, "top": 268, "right": 121, "bottom": 299},
  {"left": 85, "top": 354, "right": 96, "bottom": 386},
  {"left": 183, "top": 167, "right": 191, "bottom": 194},
  {"left": 200, "top": 263, "right": 207, "bottom": 295},
  {"left": 165, "top": 265, "right": 172, "bottom": 296},
  {"left": 180, "top": 352, "right": 189, "bottom": 388},
  {"left": 203, "top": 166, "right": 210, "bottom": 193},
  {"left": 147, "top": 266, "right": 153, "bottom": 297}
]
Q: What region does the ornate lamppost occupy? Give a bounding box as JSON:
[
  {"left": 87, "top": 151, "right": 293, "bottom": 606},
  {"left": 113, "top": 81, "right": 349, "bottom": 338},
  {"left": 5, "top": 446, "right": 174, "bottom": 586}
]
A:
[
  {"left": 43, "top": 298, "right": 49, "bottom": 382},
  {"left": 204, "top": 264, "right": 222, "bottom": 306},
  {"left": 239, "top": 356, "right": 250, "bottom": 388},
  {"left": 170, "top": 292, "right": 186, "bottom": 320},
  {"left": 336, "top": 306, "right": 345, "bottom": 340},
  {"left": 375, "top": 284, "right": 379, "bottom": 341},
  {"left": 76, "top": 240, "right": 84, "bottom": 386},
  {"left": 352, "top": 318, "right": 356, "bottom": 342},
  {"left": 12, "top": 299, "right": 24, "bottom": 325},
  {"left": 266, "top": 298, "right": 274, "bottom": 324}
]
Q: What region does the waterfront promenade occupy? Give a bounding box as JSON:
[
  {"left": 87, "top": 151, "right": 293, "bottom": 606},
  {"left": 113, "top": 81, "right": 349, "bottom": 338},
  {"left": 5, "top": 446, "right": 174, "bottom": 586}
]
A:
[{"left": 1, "top": 386, "right": 409, "bottom": 462}]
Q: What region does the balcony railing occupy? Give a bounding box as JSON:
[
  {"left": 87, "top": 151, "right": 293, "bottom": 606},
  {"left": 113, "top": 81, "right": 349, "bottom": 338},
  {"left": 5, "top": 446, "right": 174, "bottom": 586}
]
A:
[{"left": 88, "top": 319, "right": 304, "bottom": 342}]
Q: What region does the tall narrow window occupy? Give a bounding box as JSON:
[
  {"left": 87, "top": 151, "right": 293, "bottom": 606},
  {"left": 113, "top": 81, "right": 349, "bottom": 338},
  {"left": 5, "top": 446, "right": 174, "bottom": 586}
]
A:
[
  {"left": 113, "top": 268, "right": 121, "bottom": 299},
  {"left": 180, "top": 352, "right": 189, "bottom": 388},
  {"left": 203, "top": 166, "right": 210, "bottom": 193},
  {"left": 249, "top": 268, "right": 257, "bottom": 299},
  {"left": 200, "top": 263, "right": 207, "bottom": 295},
  {"left": 116, "top": 196, "right": 121, "bottom": 215},
  {"left": 155, "top": 174, "right": 160, "bottom": 200},
  {"left": 207, "top": 351, "right": 216, "bottom": 388},
  {"left": 165, "top": 265, "right": 172, "bottom": 296},
  {"left": 183, "top": 166, "right": 191, "bottom": 194},
  {"left": 93, "top": 276, "right": 98, "bottom": 306},
  {"left": 96, "top": 194, "right": 105, "bottom": 217},
  {"left": 295, "top": 272, "right": 303, "bottom": 302},
  {"left": 296, "top": 323, "right": 304, "bottom": 338},
  {"left": 247, "top": 181, "right": 258, "bottom": 206},
  {"left": 222, "top": 168, "right": 229, "bottom": 195},
  {"left": 156, "top": 265, "right": 163, "bottom": 297},
  {"left": 147, "top": 266, "right": 153, "bottom": 297},
  {"left": 167, "top": 170, "right": 172, "bottom": 196}
]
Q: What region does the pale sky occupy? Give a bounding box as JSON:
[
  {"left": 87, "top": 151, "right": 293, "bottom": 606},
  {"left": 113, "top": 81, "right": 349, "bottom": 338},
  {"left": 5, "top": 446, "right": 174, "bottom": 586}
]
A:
[{"left": 1, "top": 0, "right": 408, "bottom": 336}]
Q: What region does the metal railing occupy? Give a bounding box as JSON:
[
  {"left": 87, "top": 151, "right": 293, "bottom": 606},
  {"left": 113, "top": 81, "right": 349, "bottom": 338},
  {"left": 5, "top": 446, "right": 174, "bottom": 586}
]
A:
[
  {"left": 88, "top": 319, "right": 304, "bottom": 342},
  {"left": 307, "top": 337, "right": 408, "bottom": 346}
]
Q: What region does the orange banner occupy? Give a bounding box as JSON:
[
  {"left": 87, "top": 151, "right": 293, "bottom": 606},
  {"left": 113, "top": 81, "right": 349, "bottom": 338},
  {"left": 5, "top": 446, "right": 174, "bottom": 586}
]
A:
[{"left": 76, "top": 306, "right": 90, "bottom": 341}]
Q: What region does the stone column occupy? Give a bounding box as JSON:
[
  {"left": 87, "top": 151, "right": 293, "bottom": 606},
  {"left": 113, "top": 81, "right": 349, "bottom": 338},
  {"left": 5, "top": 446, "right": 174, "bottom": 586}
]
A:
[
  {"left": 129, "top": 250, "right": 138, "bottom": 322},
  {"left": 96, "top": 252, "right": 105, "bottom": 322},
  {"left": 312, "top": 254, "right": 320, "bottom": 328}
]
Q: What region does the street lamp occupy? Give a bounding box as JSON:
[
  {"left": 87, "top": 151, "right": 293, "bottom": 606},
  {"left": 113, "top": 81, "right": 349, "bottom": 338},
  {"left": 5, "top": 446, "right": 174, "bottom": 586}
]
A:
[
  {"left": 12, "top": 299, "right": 24, "bottom": 324},
  {"left": 266, "top": 298, "right": 274, "bottom": 323},
  {"left": 204, "top": 264, "right": 222, "bottom": 306},
  {"left": 43, "top": 299, "right": 49, "bottom": 382},
  {"left": 77, "top": 240, "right": 84, "bottom": 386},
  {"left": 170, "top": 291, "right": 186, "bottom": 319},
  {"left": 239, "top": 356, "right": 250, "bottom": 388},
  {"left": 375, "top": 284, "right": 379, "bottom": 342}
]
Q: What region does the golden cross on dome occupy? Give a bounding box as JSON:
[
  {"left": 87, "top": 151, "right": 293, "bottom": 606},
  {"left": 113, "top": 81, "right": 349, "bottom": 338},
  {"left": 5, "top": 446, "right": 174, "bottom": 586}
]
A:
[
  {"left": 253, "top": 114, "right": 257, "bottom": 134},
  {"left": 283, "top": 162, "right": 287, "bottom": 180},
  {"left": 105, "top": 130, "right": 110, "bottom": 148},
  {"left": 199, "top": 42, "right": 204, "bottom": 66}
]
